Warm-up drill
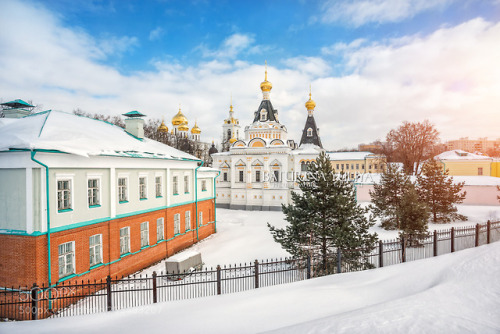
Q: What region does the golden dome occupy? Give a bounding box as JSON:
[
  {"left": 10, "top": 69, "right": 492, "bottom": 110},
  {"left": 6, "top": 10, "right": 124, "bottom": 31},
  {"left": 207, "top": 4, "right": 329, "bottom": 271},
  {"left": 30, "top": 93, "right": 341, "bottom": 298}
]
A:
[
  {"left": 191, "top": 121, "right": 201, "bottom": 134},
  {"left": 260, "top": 61, "right": 272, "bottom": 92},
  {"left": 158, "top": 119, "right": 169, "bottom": 133},
  {"left": 172, "top": 107, "right": 188, "bottom": 126},
  {"left": 229, "top": 137, "right": 237, "bottom": 144},
  {"left": 305, "top": 92, "right": 316, "bottom": 110},
  {"left": 178, "top": 124, "right": 189, "bottom": 132}
]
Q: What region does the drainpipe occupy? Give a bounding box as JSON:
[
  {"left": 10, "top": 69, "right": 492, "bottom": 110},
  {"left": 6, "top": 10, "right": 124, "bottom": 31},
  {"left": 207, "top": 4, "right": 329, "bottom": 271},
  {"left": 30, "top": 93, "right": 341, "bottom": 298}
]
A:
[
  {"left": 214, "top": 170, "right": 221, "bottom": 233},
  {"left": 30, "top": 151, "right": 52, "bottom": 289},
  {"left": 195, "top": 161, "right": 204, "bottom": 241}
]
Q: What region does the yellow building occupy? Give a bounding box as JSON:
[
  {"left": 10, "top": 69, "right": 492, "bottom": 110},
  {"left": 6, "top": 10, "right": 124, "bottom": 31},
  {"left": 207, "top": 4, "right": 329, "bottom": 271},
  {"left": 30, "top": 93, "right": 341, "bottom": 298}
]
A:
[
  {"left": 435, "top": 150, "right": 493, "bottom": 176},
  {"left": 327, "top": 152, "right": 386, "bottom": 179}
]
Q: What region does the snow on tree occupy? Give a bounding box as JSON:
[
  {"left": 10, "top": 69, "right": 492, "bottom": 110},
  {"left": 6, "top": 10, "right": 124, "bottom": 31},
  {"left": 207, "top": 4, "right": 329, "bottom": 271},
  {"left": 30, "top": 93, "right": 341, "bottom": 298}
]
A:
[
  {"left": 416, "top": 159, "right": 467, "bottom": 223},
  {"left": 396, "top": 186, "right": 430, "bottom": 246},
  {"left": 268, "top": 152, "right": 377, "bottom": 274},
  {"left": 370, "top": 164, "right": 414, "bottom": 230},
  {"left": 386, "top": 120, "right": 439, "bottom": 175}
]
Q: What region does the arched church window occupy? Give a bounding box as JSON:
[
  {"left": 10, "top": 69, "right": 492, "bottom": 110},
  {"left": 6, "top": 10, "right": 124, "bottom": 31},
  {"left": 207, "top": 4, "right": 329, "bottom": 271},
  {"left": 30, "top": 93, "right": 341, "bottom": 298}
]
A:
[
  {"left": 260, "top": 109, "right": 267, "bottom": 121},
  {"left": 301, "top": 161, "right": 307, "bottom": 172},
  {"left": 307, "top": 128, "right": 313, "bottom": 137}
]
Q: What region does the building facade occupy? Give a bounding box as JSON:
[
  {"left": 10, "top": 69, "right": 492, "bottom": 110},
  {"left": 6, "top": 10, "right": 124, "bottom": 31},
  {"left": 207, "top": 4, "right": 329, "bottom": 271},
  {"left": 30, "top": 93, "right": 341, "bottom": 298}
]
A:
[
  {"left": 445, "top": 137, "right": 500, "bottom": 154},
  {"left": 212, "top": 67, "right": 324, "bottom": 210},
  {"left": 435, "top": 150, "right": 493, "bottom": 176},
  {"left": 0, "top": 110, "right": 217, "bottom": 288},
  {"left": 328, "top": 151, "right": 386, "bottom": 179}
]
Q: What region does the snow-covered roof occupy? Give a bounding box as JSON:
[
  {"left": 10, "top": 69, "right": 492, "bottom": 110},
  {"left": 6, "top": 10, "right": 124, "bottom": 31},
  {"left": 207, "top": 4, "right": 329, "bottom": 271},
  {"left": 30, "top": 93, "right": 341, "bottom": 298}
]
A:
[
  {"left": 327, "top": 151, "right": 379, "bottom": 161},
  {"left": 435, "top": 150, "right": 492, "bottom": 161},
  {"left": 354, "top": 173, "right": 500, "bottom": 186},
  {"left": 292, "top": 143, "right": 323, "bottom": 155},
  {"left": 0, "top": 110, "right": 198, "bottom": 160}
]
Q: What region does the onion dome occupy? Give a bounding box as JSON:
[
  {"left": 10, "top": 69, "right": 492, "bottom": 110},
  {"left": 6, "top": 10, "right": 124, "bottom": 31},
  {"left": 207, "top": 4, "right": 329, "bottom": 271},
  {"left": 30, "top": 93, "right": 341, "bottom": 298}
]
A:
[
  {"left": 260, "top": 61, "right": 272, "bottom": 92},
  {"left": 229, "top": 137, "right": 237, "bottom": 144},
  {"left": 158, "top": 119, "right": 169, "bottom": 133},
  {"left": 191, "top": 121, "right": 201, "bottom": 134},
  {"left": 305, "top": 92, "right": 316, "bottom": 110},
  {"left": 172, "top": 107, "right": 188, "bottom": 126},
  {"left": 178, "top": 123, "right": 189, "bottom": 132},
  {"left": 208, "top": 141, "right": 218, "bottom": 155}
]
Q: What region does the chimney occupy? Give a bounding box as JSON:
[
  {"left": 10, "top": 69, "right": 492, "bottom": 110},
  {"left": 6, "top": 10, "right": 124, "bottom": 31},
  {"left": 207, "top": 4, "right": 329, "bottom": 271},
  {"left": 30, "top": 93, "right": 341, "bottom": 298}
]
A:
[{"left": 122, "top": 110, "right": 146, "bottom": 139}]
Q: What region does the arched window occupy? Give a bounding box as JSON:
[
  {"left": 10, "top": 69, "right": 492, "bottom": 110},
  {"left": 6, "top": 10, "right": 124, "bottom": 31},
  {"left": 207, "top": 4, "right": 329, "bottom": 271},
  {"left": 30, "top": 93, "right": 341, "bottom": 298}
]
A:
[
  {"left": 307, "top": 128, "right": 313, "bottom": 137},
  {"left": 260, "top": 109, "right": 267, "bottom": 121},
  {"left": 227, "top": 129, "right": 231, "bottom": 138},
  {"left": 301, "top": 161, "right": 307, "bottom": 172}
]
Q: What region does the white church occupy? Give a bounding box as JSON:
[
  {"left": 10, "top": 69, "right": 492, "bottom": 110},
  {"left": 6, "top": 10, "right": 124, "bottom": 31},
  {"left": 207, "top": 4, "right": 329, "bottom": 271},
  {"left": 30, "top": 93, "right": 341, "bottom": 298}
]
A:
[{"left": 212, "top": 66, "right": 324, "bottom": 211}]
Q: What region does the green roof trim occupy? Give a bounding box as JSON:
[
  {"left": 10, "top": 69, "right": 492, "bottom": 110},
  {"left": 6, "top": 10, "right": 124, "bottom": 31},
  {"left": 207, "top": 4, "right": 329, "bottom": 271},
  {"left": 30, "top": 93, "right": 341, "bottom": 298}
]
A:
[
  {"left": 1, "top": 99, "right": 35, "bottom": 108},
  {"left": 122, "top": 110, "right": 146, "bottom": 118}
]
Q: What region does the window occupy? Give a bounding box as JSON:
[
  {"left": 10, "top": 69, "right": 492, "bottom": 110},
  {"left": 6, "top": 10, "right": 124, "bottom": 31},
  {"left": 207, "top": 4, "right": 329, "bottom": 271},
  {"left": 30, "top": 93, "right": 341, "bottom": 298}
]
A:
[
  {"left": 118, "top": 177, "right": 128, "bottom": 202},
  {"left": 478, "top": 167, "right": 483, "bottom": 176},
  {"left": 120, "top": 227, "right": 130, "bottom": 255},
  {"left": 155, "top": 176, "right": 162, "bottom": 197},
  {"left": 174, "top": 214, "right": 181, "bottom": 235},
  {"left": 239, "top": 170, "right": 244, "bottom": 182},
  {"left": 356, "top": 164, "right": 359, "bottom": 170},
  {"left": 201, "top": 180, "right": 207, "bottom": 191},
  {"left": 58, "top": 241, "right": 75, "bottom": 278},
  {"left": 57, "top": 180, "right": 72, "bottom": 211},
  {"left": 184, "top": 175, "right": 189, "bottom": 193},
  {"left": 301, "top": 162, "right": 307, "bottom": 172},
  {"left": 341, "top": 164, "right": 344, "bottom": 170},
  {"left": 157, "top": 218, "right": 164, "bottom": 241},
  {"left": 307, "top": 128, "right": 313, "bottom": 137},
  {"left": 273, "top": 170, "right": 280, "bottom": 182},
  {"left": 369, "top": 164, "right": 372, "bottom": 170},
  {"left": 255, "top": 170, "right": 261, "bottom": 182},
  {"left": 374, "top": 164, "right": 378, "bottom": 170},
  {"left": 89, "top": 234, "right": 102, "bottom": 267},
  {"left": 260, "top": 109, "right": 267, "bottom": 121},
  {"left": 88, "top": 178, "right": 100, "bottom": 207},
  {"left": 139, "top": 177, "right": 147, "bottom": 200},
  {"left": 140, "top": 222, "right": 149, "bottom": 247},
  {"left": 173, "top": 176, "right": 179, "bottom": 195},
  {"left": 223, "top": 172, "right": 228, "bottom": 182},
  {"left": 199, "top": 211, "right": 203, "bottom": 226},
  {"left": 185, "top": 211, "right": 191, "bottom": 231},
  {"left": 362, "top": 164, "right": 365, "bottom": 170},
  {"left": 346, "top": 164, "right": 349, "bottom": 170},
  {"left": 336, "top": 164, "right": 339, "bottom": 170}
]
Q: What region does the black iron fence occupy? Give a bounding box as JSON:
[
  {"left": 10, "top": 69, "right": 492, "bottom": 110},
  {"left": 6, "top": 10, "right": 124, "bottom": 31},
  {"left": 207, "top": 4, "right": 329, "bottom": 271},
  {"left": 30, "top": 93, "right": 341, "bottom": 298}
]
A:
[{"left": 1, "top": 220, "right": 499, "bottom": 321}]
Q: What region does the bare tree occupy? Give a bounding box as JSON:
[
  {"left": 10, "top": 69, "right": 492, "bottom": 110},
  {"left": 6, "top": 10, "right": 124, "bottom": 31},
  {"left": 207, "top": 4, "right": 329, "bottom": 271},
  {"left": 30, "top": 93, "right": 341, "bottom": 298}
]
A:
[{"left": 386, "top": 120, "right": 440, "bottom": 175}]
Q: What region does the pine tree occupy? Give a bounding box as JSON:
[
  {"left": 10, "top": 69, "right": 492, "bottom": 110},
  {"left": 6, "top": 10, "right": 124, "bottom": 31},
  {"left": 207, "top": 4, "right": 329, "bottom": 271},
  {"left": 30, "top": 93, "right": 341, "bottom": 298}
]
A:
[
  {"left": 370, "top": 164, "right": 413, "bottom": 230},
  {"left": 268, "top": 152, "right": 377, "bottom": 274},
  {"left": 417, "top": 159, "right": 467, "bottom": 223},
  {"left": 397, "top": 186, "right": 430, "bottom": 246}
]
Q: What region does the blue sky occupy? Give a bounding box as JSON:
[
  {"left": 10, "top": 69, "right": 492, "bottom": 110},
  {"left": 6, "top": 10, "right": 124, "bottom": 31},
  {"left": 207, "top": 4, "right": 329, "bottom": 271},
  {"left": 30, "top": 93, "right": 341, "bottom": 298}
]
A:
[{"left": 1, "top": 0, "right": 500, "bottom": 149}]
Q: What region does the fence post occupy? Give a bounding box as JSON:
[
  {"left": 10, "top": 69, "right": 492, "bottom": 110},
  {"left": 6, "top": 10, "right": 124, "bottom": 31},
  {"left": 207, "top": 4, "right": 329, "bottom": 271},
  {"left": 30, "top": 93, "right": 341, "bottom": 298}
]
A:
[
  {"left": 487, "top": 221, "right": 491, "bottom": 244},
  {"left": 254, "top": 260, "right": 259, "bottom": 289},
  {"left": 433, "top": 230, "right": 437, "bottom": 256},
  {"left": 336, "top": 248, "right": 342, "bottom": 274},
  {"left": 152, "top": 271, "right": 157, "bottom": 304},
  {"left": 216, "top": 265, "right": 221, "bottom": 295},
  {"left": 106, "top": 275, "right": 112, "bottom": 311},
  {"left": 306, "top": 255, "right": 311, "bottom": 279},
  {"left": 475, "top": 224, "right": 480, "bottom": 247},
  {"left": 401, "top": 238, "right": 406, "bottom": 263},
  {"left": 31, "top": 283, "right": 38, "bottom": 320},
  {"left": 378, "top": 240, "right": 384, "bottom": 268},
  {"left": 451, "top": 227, "right": 455, "bottom": 253}
]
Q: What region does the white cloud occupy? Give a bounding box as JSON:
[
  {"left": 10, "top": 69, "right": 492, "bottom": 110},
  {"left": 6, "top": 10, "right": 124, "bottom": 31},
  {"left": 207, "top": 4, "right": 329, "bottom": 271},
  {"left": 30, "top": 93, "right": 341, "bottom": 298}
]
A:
[
  {"left": 98, "top": 35, "right": 139, "bottom": 57},
  {"left": 320, "top": 0, "right": 454, "bottom": 27},
  {"left": 1, "top": 0, "right": 499, "bottom": 150},
  {"left": 149, "top": 27, "right": 164, "bottom": 41},
  {"left": 198, "top": 33, "right": 255, "bottom": 59}
]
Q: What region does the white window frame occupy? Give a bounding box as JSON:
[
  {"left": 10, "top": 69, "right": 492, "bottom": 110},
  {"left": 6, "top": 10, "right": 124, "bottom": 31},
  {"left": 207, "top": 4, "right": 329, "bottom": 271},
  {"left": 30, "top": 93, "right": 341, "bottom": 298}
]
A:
[
  {"left": 184, "top": 175, "right": 189, "bottom": 194},
  {"left": 185, "top": 211, "right": 191, "bottom": 231},
  {"left": 155, "top": 175, "right": 163, "bottom": 198},
  {"left": 157, "top": 217, "right": 164, "bottom": 241},
  {"left": 307, "top": 128, "right": 313, "bottom": 137},
  {"left": 201, "top": 179, "right": 207, "bottom": 191},
  {"left": 120, "top": 227, "right": 130, "bottom": 255},
  {"left": 174, "top": 213, "right": 181, "bottom": 235},
  {"left": 139, "top": 175, "right": 148, "bottom": 200},
  {"left": 140, "top": 221, "right": 149, "bottom": 247},
  {"left": 87, "top": 176, "right": 101, "bottom": 208},
  {"left": 58, "top": 241, "right": 75, "bottom": 278},
  {"left": 118, "top": 176, "right": 129, "bottom": 203},
  {"left": 56, "top": 175, "right": 74, "bottom": 212},
  {"left": 260, "top": 109, "right": 267, "bottom": 121},
  {"left": 173, "top": 175, "right": 179, "bottom": 195},
  {"left": 89, "top": 234, "right": 103, "bottom": 267}
]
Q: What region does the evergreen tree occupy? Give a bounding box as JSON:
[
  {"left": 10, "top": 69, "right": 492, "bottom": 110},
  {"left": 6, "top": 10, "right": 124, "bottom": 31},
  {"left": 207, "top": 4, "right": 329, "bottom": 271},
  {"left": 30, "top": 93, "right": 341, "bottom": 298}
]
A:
[
  {"left": 268, "top": 152, "right": 377, "bottom": 274},
  {"left": 396, "top": 186, "right": 430, "bottom": 246},
  {"left": 416, "top": 159, "right": 467, "bottom": 223},
  {"left": 370, "top": 164, "right": 413, "bottom": 230}
]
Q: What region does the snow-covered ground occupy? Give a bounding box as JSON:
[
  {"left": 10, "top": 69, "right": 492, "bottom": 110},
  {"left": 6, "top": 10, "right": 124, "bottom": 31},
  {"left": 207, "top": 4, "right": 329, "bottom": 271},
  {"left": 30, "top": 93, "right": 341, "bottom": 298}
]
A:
[
  {"left": 143, "top": 204, "right": 500, "bottom": 272},
  {"left": 4, "top": 238, "right": 500, "bottom": 333}
]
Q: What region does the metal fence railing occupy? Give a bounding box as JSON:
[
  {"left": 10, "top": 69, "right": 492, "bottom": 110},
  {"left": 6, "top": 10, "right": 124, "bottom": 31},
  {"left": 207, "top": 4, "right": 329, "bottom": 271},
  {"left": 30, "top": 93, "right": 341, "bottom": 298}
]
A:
[{"left": 1, "top": 220, "right": 499, "bottom": 321}]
